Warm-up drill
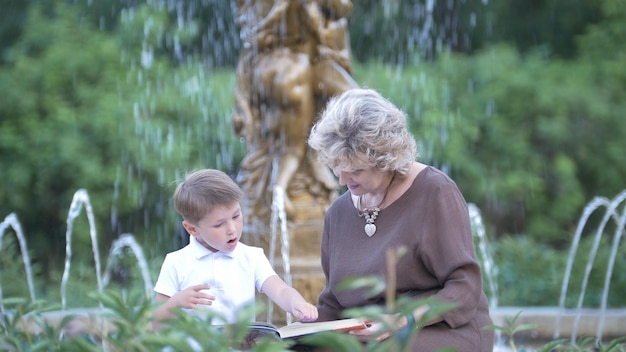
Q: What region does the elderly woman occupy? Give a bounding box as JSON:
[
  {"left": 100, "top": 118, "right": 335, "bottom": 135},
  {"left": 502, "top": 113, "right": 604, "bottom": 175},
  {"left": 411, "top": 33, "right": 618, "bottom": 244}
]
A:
[{"left": 307, "top": 88, "right": 494, "bottom": 351}]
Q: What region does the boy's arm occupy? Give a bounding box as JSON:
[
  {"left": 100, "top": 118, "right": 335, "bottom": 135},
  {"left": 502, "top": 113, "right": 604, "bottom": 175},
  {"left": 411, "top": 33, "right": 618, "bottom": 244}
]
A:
[
  {"left": 262, "top": 275, "right": 318, "bottom": 322},
  {"left": 152, "top": 293, "right": 176, "bottom": 330},
  {"left": 151, "top": 284, "right": 213, "bottom": 330}
]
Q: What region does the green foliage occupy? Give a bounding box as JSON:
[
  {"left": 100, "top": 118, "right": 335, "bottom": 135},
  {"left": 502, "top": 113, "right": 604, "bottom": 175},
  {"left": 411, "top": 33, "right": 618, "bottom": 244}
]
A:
[
  {"left": 483, "top": 0, "right": 603, "bottom": 59},
  {"left": 577, "top": 0, "right": 626, "bottom": 62},
  {"left": 493, "top": 236, "right": 564, "bottom": 306},
  {"left": 0, "top": 0, "right": 244, "bottom": 287},
  {"left": 0, "top": 298, "right": 69, "bottom": 351},
  {"left": 347, "top": 0, "right": 605, "bottom": 62},
  {"left": 1, "top": 0, "right": 626, "bottom": 313},
  {"left": 0, "top": 234, "right": 38, "bottom": 300},
  {"left": 553, "top": 336, "right": 626, "bottom": 352},
  {"left": 0, "top": 0, "right": 29, "bottom": 65},
  {"left": 0, "top": 2, "right": 127, "bottom": 260},
  {"left": 355, "top": 36, "right": 626, "bottom": 246},
  {"left": 561, "top": 237, "right": 626, "bottom": 309},
  {"left": 486, "top": 310, "right": 626, "bottom": 352},
  {"left": 493, "top": 236, "right": 626, "bottom": 308},
  {"left": 347, "top": 0, "right": 490, "bottom": 63},
  {"left": 0, "top": 278, "right": 458, "bottom": 352},
  {"left": 485, "top": 311, "right": 545, "bottom": 352},
  {"left": 435, "top": 47, "right": 594, "bottom": 242}
]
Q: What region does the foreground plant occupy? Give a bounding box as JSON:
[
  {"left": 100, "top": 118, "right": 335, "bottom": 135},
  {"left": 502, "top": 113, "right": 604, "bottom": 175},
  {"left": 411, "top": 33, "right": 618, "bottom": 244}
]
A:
[
  {"left": 0, "top": 298, "right": 74, "bottom": 351},
  {"left": 485, "top": 310, "right": 626, "bottom": 352},
  {"left": 297, "top": 248, "right": 458, "bottom": 352},
  {"left": 0, "top": 248, "right": 458, "bottom": 351},
  {"left": 552, "top": 335, "right": 626, "bottom": 352}
]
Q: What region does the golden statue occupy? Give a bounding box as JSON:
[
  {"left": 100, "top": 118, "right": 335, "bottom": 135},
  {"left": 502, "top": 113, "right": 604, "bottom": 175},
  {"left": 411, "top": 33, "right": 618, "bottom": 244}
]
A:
[{"left": 233, "top": 0, "right": 358, "bottom": 236}]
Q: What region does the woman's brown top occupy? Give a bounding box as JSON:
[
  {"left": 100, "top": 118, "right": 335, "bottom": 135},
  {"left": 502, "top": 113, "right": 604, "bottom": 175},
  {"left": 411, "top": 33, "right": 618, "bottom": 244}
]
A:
[{"left": 317, "top": 166, "right": 494, "bottom": 351}]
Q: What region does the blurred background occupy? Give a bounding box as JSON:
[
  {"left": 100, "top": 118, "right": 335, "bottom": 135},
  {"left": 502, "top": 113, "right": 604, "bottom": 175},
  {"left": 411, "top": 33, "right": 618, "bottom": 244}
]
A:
[{"left": 0, "top": 0, "right": 625, "bottom": 310}]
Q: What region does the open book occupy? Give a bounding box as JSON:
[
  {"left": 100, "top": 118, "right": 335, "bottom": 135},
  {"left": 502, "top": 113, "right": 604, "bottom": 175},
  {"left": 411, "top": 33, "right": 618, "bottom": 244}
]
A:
[{"left": 248, "top": 318, "right": 368, "bottom": 340}]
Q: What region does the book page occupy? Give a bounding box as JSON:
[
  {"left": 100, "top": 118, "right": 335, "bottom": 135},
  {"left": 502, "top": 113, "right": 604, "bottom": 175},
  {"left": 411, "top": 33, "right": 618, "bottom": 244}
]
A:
[{"left": 277, "top": 318, "right": 367, "bottom": 339}]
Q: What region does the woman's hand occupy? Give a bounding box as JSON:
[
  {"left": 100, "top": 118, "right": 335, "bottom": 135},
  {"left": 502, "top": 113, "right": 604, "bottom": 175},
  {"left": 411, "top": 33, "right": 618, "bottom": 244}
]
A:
[
  {"left": 350, "top": 310, "right": 424, "bottom": 342},
  {"left": 349, "top": 313, "right": 407, "bottom": 341},
  {"left": 351, "top": 305, "right": 432, "bottom": 341}
]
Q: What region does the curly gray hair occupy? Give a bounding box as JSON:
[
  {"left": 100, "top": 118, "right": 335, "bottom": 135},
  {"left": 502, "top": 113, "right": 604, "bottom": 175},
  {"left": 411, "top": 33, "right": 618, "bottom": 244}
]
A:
[{"left": 308, "top": 88, "right": 418, "bottom": 174}]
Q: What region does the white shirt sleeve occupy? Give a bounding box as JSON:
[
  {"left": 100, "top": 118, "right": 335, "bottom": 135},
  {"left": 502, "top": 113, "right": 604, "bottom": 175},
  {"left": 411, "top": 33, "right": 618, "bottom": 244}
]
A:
[
  {"left": 250, "top": 247, "right": 278, "bottom": 293},
  {"left": 153, "top": 252, "right": 180, "bottom": 297}
]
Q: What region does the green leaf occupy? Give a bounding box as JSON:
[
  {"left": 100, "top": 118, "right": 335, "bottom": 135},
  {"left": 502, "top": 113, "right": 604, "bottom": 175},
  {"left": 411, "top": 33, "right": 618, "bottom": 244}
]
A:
[{"left": 298, "top": 330, "right": 364, "bottom": 351}]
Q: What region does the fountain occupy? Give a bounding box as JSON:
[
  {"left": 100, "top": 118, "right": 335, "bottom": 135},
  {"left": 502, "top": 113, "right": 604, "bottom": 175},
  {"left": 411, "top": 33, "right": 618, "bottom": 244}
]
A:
[
  {"left": 231, "top": 0, "right": 360, "bottom": 318},
  {"left": 233, "top": 0, "right": 358, "bottom": 225},
  {"left": 489, "top": 189, "right": 626, "bottom": 347},
  {"left": 2, "top": 2, "right": 626, "bottom": 350},
  {"left": 102, "top": 233, "right": 153, "bottom": 300},
  {"left": 60, "top": 189, "right": 104, "bottom": 309},
  {"left": 268, "top": 186, "right": 293, "bottom": 324},
  {"left": 555, "top": 190, "right": 626, "bottom": 344},
  {"left": 469, "top": 203, "right": 499, "bottom": 311},
  {"left": 0, "top": 189, "right": 153, "bottom": 337},
  {"left": 3, "top": 188, "right": 625, "bottom": 344},
  {"left": 0, "top": 213, "right": 36, "bottom": 308},
  {"left": 59, "top": 189, "right": 153, "bottom": 306}
]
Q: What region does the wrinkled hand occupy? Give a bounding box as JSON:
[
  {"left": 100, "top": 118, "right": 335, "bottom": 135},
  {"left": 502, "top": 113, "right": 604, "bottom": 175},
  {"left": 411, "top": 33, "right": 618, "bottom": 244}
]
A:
[
  {"left": 349, "top": 314, "right": 403, "bottom": 342},
  {"left": 291, "top": 302, "right": 319, "bottom": 322},
  {"left": 169, "top": 283, "right": 215, "bottom": 309}
]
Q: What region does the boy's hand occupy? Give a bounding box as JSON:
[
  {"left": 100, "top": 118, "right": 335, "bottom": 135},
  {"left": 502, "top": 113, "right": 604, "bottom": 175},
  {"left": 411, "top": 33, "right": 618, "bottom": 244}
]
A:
[
  {"left": 170, "top": 283, "right": 215, "bottom": 309},
  {"left": 291, "top": 302, "right": 319, "bottom": 322}
]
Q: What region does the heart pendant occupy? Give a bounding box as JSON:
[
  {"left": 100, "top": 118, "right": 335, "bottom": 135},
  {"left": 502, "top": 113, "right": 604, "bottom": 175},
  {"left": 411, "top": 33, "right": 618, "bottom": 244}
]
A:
[{"left": 364, "top": 223, "right": 376, "bottom": 237}]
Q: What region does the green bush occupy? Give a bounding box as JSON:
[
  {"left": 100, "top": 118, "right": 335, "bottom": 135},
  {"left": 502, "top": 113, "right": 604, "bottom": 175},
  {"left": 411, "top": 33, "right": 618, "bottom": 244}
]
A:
[
  {"left": 0, "top": 2, "right": 244, "bottom": 284},
  {"left": 1, "top": 254, "right": 461, "bottom": 352},
  {"left": 493, "top": 236, "right": 626, "bottom": 308},
  {"left": 3, "top": 287, "right": 624, "bottom": 351},
  {"left": 355, "top": 44, "right": 626, "bottom": 245}
]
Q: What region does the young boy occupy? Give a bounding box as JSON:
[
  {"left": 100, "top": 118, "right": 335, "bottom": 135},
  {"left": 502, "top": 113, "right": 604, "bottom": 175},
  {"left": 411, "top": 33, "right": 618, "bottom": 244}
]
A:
[{"left": 152, "top": 169, "right": 318, "bottom": 328}]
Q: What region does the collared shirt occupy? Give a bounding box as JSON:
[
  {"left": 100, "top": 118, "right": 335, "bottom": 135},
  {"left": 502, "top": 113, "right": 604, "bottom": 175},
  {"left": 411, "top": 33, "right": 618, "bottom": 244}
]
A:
[{"left": 154, "top": 236, "right": 277, "bottom": 324}]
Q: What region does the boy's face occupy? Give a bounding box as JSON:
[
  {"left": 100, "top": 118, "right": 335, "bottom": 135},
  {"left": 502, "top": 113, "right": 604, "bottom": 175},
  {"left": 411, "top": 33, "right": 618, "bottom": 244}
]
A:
[{"left": 182, "top": 201, "right": 243, "bottom": 253}]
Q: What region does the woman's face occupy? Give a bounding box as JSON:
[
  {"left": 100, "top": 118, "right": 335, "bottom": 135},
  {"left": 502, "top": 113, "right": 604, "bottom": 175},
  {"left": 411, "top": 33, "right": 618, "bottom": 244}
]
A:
[{"left": 332, "top": 166, "right": 389, "bottom": 196}]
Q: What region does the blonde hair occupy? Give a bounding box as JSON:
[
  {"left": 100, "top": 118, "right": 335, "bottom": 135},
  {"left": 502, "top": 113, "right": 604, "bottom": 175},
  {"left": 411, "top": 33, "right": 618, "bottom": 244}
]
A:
[
  {"left": 173, "top": 169, "right": 243, "bottom": 224},
  {"left": 308, "top": 88, "right": 417, "bottom": 174}
]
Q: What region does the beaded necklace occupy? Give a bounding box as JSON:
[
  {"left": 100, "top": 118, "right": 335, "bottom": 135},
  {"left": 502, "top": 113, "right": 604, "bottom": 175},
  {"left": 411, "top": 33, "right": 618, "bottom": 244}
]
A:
[{"left": 357, "top": 172, "right": 397, "bottom": 237}]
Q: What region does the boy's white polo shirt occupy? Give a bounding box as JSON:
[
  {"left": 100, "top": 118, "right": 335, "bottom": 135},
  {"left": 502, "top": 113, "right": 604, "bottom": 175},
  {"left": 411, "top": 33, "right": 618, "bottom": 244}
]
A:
[{"left": 154, "top": 235, "right": 277, "bottom": 324}]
